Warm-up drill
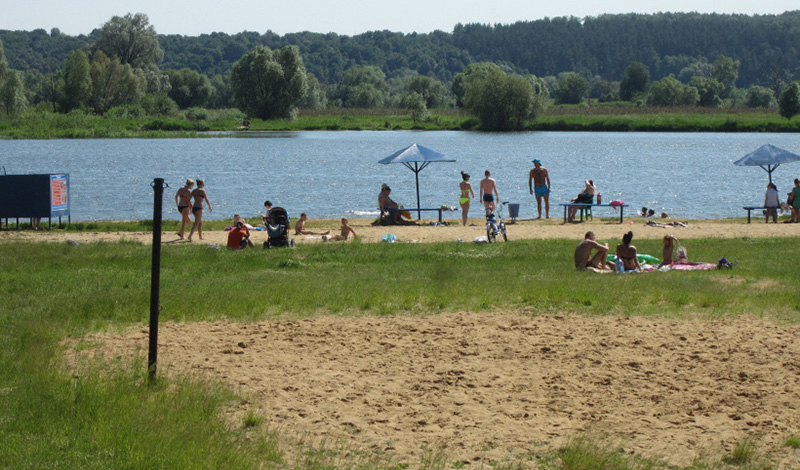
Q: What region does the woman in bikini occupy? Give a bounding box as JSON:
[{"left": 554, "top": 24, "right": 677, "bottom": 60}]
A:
[
  {"left": 187, "top": 179, "right": 212, "bottom": 242},
  {"left": 458, "top": 172, "right": 475, "bottom": 226},
  {"left": 175, "top": 178, "right": 194, "bottom": 239},
  {"left": 615, "top": 230, "right": 641, "bottom": 272}
]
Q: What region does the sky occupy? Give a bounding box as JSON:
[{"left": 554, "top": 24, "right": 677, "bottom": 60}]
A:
[{"left": 3, "top": 0, "right": 799, "bottom": 37}]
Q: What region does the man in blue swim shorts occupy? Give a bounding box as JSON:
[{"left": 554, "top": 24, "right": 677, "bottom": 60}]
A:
[{"left": 528, "top": 158, "right": 551, "bottom": 219}]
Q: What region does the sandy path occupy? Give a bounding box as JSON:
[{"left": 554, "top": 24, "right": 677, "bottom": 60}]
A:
[
  {"left": 70, "top": 312, "right": 800, "bottom": 468},
  {"left": 4, "top": 217, "right": 799, "bottom": 246}
]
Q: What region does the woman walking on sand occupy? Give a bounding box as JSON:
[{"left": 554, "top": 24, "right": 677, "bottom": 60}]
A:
[
  {"left": 459, "top": 172, "right": 475, "bottom": 226},
  {"left": 187, "top": 179, "right": 212, "bottom": 241},
  {"left": 175, "top": 178, "right": 194, "bottom": 239}
]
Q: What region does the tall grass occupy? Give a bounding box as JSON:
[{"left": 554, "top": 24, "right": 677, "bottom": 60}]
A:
[
  {"left": 1, "top": 237, "right": 798, "bottom": 469},
  {"left": 2, "top": 107, "right": 798, "bottom": 139}
]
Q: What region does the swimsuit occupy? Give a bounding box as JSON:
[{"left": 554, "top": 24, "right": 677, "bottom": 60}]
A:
[
  {"left": 534, "top": 185, "right": 549, "bottom": 198},
  {"left": 574, "top": 191, "right": 593, "bottom": 204},
  {"left": 192, "top": 206, "right": 203, "bottom": 215},
  {"left": 177, "top": 205, "right": 188, "bottom": 213},
  {"left": 483, "top": 194, "right": 494, "bottom": 202},
  {"left": 459, "top": 182, "right": 470, "bottom": 204}
]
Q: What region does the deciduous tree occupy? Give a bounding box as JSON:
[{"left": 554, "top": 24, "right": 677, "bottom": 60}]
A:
[
  {"left": 779, "top": 81, "right": 800, "bottom": 120},
  {"left": 556, "top": 72, "right": 588, "bottom": 104},
  {"left": 0, "top": 70, "right": 27, "bottom": 116},
  {"left": 463, "top": 68, "right": 541, "bottom": 131},
  {"left": 407, "top": 75, "right": 447, "bottom": 108},
  {"left": 89, "top": 50, "right": 145, "bottom": 115},
  {"left": 230, "top": 45, "right": 307, "bottom": 119},
  {"left": 95, "top": 13, "right": 164, "bottom": 70},
  {"left": 745, "top": 85, "right": 776, "bottom": 108},
  {"left": 647, "top": 76, "right": 699, "bottom": 106},
  {"left": 62, "top": 49, "right": 92, "bottom": 112},
  {"left": 620, "top": 62, "right": 649, "bottom": 101},
  {"left": 165, "top": 68, "right": 213, "bottom": 109}
]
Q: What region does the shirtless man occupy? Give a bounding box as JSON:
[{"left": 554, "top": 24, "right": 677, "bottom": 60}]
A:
[
  {"left": 294, "top": 213, "right": 330, "bottom": 236},
  {"left": 479, "top": 170, "right": 499, "bottom": 214},
  {"left": 528, "top": 159, "right": 551, "bottom": 219},
  {"left": 323, "top": 218, "right": 357, "bottom": 242},
  {"left": 574, "top": 231, "right": 613, "bottom": 270},
  {"left": 175, "top": 178, "right": 194, "bottom": 239}
]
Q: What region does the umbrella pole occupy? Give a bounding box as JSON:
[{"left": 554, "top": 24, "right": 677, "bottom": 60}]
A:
[{"left": 414, "top": 163, "right": 421, "bottom": 220}]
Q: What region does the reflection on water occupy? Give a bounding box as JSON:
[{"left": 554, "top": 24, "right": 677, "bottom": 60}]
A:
[{"left": 1, "top": 131, "right": 799, "bottom": 221}]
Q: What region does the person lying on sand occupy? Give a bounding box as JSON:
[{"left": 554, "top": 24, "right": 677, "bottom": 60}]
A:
[
  {"left": 323, "top": 218, "right": 357, "bottom": 242},
  {"left": 295, "top": 213, "right": 330, "bottom": 236},
  {"left": 574, "top": 231, "right": 613, "bottom": 271}
]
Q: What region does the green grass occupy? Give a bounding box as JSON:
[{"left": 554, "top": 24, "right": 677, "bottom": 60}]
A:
[
  {"left": 2, "top": 106, "right": 799, "bottom": 139},
  {"left": 1, "top": 237, "right": 798, "bottom": 469}
]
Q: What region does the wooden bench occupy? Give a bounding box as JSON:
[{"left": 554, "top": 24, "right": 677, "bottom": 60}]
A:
[
  {"left": 559, "top": 203, "right": 628, "bottom": 224},
  {"left": 385, "top": 207, "right": 443, "bottom": 223}
]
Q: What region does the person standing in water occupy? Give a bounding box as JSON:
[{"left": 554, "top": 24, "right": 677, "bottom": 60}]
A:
[
  {"left": 175, "top": 178, "right": 194, "bottom": 239},
  {"left": 459, "top": 171, "right": 475, "bottom": 226},
  {"left": 187, "top": 179, "right": 212, "bottom": 242}
]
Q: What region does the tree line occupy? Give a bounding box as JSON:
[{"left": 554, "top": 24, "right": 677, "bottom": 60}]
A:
[{"left": 2, "top": 11, "right": 800, "bottom": 130}]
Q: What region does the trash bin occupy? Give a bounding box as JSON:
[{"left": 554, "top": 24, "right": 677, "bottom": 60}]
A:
[{"left": 507, "top": 203, "right": 520, "bottom": 222}]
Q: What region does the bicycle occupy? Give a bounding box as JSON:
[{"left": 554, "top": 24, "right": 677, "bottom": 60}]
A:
[{"left": 485, "top": 201, "right": 509, "bottom": 243}]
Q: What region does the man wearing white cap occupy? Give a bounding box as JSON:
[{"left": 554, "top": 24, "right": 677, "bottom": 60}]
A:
[{"left": 528, "top": 158, "right": 551, "bottom": 219}]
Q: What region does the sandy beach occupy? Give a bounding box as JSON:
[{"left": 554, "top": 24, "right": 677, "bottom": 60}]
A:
[
  {"left": 69, "top": 312, "right": 800, "bottom": 468},
  {"left": 21, "top": 215, "right": 799, "bottom": 467},
  {"left": 2, "top": 216, "right": 799, "bottom": 245}
]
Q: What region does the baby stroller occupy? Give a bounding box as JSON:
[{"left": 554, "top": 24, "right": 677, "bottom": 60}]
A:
[{"left": 264, "top": 207, "right": 295, "bottom": 248}]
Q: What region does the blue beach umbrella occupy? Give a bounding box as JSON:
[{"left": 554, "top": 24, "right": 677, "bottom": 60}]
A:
[
  {"left": 379, "top": 143, "right": 455, "bottom": 219},
  {"left": 734, "top": 144, "right": 800, "bottom": 184}
]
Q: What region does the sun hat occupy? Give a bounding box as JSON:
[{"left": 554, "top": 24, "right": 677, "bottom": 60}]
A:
[{"left": 533, "top": 158, "right": 541, "bottom": 164}]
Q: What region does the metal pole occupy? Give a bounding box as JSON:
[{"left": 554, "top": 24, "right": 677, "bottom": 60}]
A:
[
  {"left": 148, "top": 178, "right": 165, "bottom": 383},
  {"left": 414, "top": 163, "right": 421, "bottom": 220}
]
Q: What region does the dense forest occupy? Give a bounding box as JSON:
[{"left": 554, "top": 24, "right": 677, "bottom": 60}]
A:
[{"left": 2, "top": 11, "right": 799, "bottom": 88}]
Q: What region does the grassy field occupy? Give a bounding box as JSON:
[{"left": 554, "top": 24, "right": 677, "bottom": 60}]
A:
[
  {"left": 1, "top": 237, "right": 798, "bottom": 469},
  {"left": 1, "top": 106, "right": 799, "bottom": 138}
]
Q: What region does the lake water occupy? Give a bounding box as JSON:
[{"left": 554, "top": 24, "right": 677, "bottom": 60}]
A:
[{"left": 2, "top": 131, "right": 799, "bottom": 221}]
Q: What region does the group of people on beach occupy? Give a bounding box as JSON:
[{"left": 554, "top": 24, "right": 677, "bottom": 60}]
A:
[
  {"left": 574, "top": 230, "right": 681, "bottom": 273},
  {"left": 765, "top": 179, "right": 800, "bottom": 223},
  {"left": 175, "top": 178, "right": 211, "bottom": 241},
  {"left": 176, "top": 180, "right": 356, "bottom": 249},
  {"left": 453, "top": 159, "right": 553, "bottom": 226}
]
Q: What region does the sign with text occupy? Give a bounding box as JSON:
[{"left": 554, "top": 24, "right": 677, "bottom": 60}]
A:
[{"left": 50, "top": 174, "right": 68, "bottom": 211}]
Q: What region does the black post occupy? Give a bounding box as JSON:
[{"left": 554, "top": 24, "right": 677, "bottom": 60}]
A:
[{"left": 148, "top": 178, "right": 165, "bottom": 383}]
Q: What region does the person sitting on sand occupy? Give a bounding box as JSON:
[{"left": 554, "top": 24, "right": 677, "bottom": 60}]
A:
[
  {"left": 295, "top": 213, "right": 330, "bottom": 236},
  {"left": 226, "top": 221, "right": 254, "bottom": 250},
  {"left": 615, "top": 231, "right": 641, "bottom": 273},
  {"left": 574, "top": 231, "right": 613, "bottom": 271},
  {"left": 659, "top": 235, "right": 679, "bottom": 267},
  {"left": 323, "top": 218, "right": 357, "bottom": 242}
]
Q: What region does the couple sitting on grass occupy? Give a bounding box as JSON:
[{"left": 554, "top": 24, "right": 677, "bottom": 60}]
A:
[{"left": 575, "top": 231, "right": 684, "bottom": 272}]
